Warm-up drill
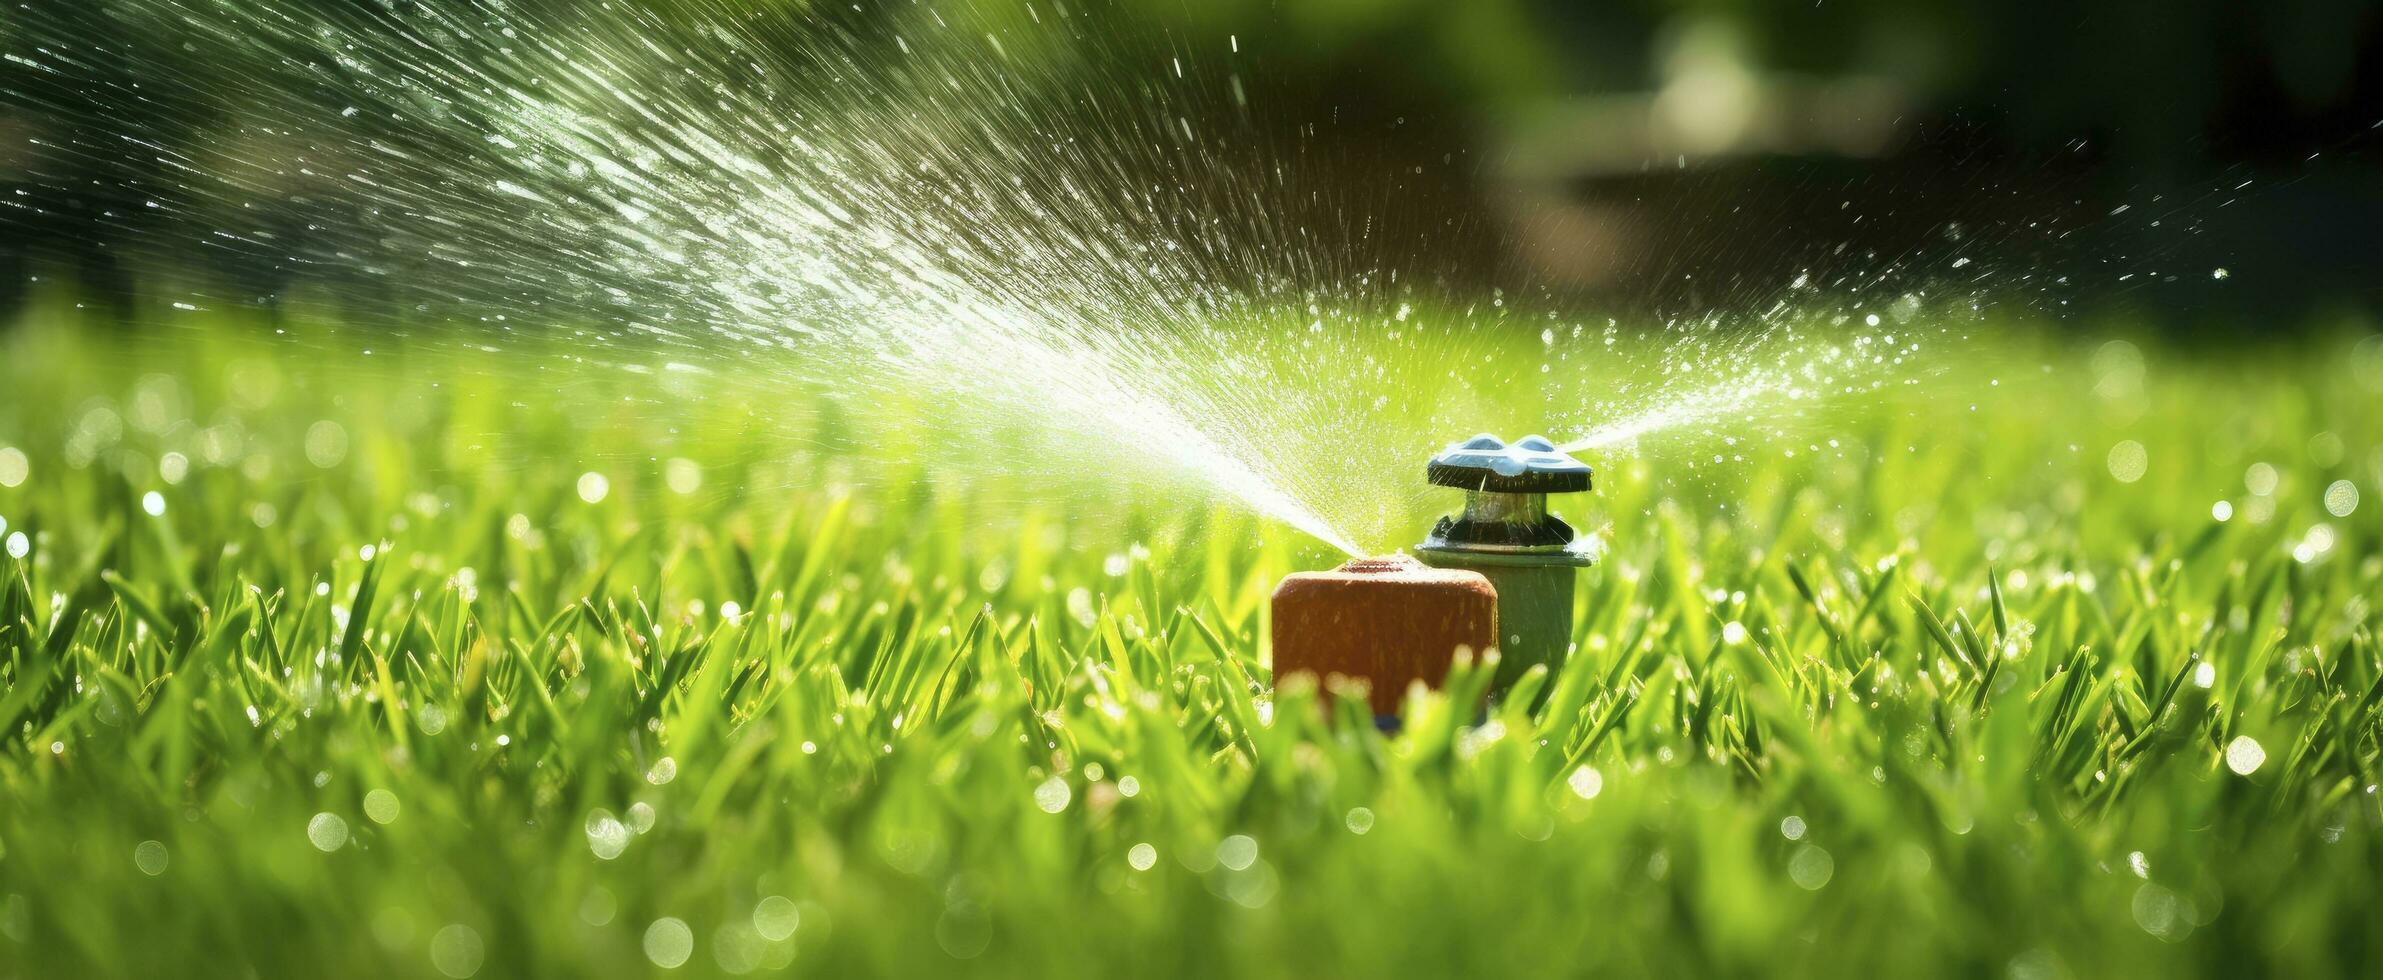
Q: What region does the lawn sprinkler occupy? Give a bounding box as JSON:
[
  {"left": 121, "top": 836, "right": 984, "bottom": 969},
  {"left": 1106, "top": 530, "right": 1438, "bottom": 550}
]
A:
[
  {"left": 1270, "top": 554, "right": 1499, "bottom": 722},
  {"left": 1268, "top": 434, "right": 1594, "bottom": 722},
  {"left": 1414, "top": 434, "right": 1595, "bottom": 694}
]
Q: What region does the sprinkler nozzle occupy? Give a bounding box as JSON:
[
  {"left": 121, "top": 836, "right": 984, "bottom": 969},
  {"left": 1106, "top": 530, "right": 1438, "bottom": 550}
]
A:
[
  {"left": 1417, "top": 434, "right": 1596, "bottom": 696},
  {"left": 1421, "top": 434, "right": 1593, "bottom": 554}
]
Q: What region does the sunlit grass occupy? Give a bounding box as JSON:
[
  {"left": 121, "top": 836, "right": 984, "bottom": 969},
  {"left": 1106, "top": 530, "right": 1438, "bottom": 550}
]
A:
[{"left": 0, "top": 311, "right": 2379, "bottom": 978}]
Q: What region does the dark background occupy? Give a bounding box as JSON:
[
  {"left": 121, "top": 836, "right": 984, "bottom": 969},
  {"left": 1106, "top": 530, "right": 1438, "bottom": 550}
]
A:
[{"left": 4, "top": 0, "right": 2380, "bottom": 330}]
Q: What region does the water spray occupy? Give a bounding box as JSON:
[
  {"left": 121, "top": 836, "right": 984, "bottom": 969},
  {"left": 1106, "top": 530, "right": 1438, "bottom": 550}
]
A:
[{"left": 1271, "top": 434, "right": 1594, "bottom": 720}]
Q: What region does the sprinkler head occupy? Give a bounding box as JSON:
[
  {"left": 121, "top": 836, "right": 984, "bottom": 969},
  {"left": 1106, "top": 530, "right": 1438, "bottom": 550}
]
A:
[
  {"left": 1416, "top": 434, "right": 1596, "bottom": 696},
  {"left": 1421, "top": 434, "right": 1593, "bottom": 553}
]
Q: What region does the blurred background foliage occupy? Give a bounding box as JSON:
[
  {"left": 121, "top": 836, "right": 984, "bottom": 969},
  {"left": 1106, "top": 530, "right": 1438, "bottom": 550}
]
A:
[{"left": 3, "top": 0, "right": 2380, "bottom": 327}]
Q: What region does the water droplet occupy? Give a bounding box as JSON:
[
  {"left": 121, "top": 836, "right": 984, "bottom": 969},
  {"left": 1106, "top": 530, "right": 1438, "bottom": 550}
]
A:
[
  {"left": 2106, "top": 441, "right": 2148, "bottom": 483},
  {"left": 645, "top": 917, "right": 695, "bottom": 968},
  {"left": 664, "top": 458, "right": 703, "bottom": 495},
  {"left": 1788, "top": 845, "right": 1834, "bottom": 890},
  {"left": 1032, "top": 775, "right": 1071, "bottom": 813},
  {"left": 0, "top": 447, "right": 29, "bottom": 487},
  {"left": 1344, "top": 806, "right": 1376, "bottom": 834},
  {"left": 134, "top": 840, "right": 169, "bottom": 876},
  {"left": 430, "top": 924, "right": 485, "bottom": 978},
  {"left": 304, "top": 421, "right": 349, "bottom": 468},
  {"left": 1780, "top": 815, "right": 1807, "bottom": 840},
  {"left": 586, "top": 809, "right": 631, "bottom": 859},
  {"left": 1127, "top": 843, "right": 1158, "bottom": 870},
  {"left": 579, "top": 888, "right": 618, "bottom": 927},
  {"left": 5, "top": 532, "right": 27, "bottom": 559},
  {"left": 2324, "top": 480, "right": 2359, "bottom": 517},
  {"left": 647, "top": 757, "right": 678, "bottom": 785},
  {"left": 2131, "top": 882, "right": 2193, "bottom": 942},
  {"left": 1216, "top": 834, "right": 1258, "bottom": 871},
  {"left": 2245, "top": 462, "right": 2280, "bottom": 496},
  {"left": 751, "top": 896, "right": 800, "bottom": 941},
  {"left": 2225, "top": 735, "right": 2265, "bottom": 775},
  {"left": 141, "top": 491, "right": 166, "bottom": 517},
  {"left": 307, "top": 812, "right": 350, "bottom": 852},
  {"left": 1567, "top": 766, "right": 1603, "bottom": 800},
  {"left": 364, "top": 789, "right": 401, "bottom": 824}
]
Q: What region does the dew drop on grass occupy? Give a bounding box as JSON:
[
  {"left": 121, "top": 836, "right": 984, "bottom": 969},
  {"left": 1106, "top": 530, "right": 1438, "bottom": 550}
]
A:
[
  {"left": 712, "top": 922, "right": 767, "bottom": 975},
  {"left": 1788, "top": 844, "right": 1835, "bottom": 890},
  {"left": 304, "top": 421, "right": 348, "bottom": 468},
  {"left": 1781, "top": 815, "right": 1807, "bottom": 840},
  {"left": 0, "top": 446, "right": 27, "bottom": 487},
  {"left": 664, "top": 458, "right": 702, "bottom": 495},
  {"left": 2106, "top": 441, "right": 2148, "bottom": 483},
  {"left": 751, "top": 896, "right": 800, "bottom": 941},
  {"left": 5, "top": 532, "right": 26, "bottom": 559},
  {"left": 1344, "top": 807, "right": 1376, "bottom": 834},
  {"left": 307, "top": 812, "right": 350, "bottom": 852},
  {"left": 431, "top": 924, "right": 485, "bottom": 979},
  {"left": 585, "top": 809, "right": 630, "bottom": 860},
  {"left": 1127, "top": 843, "right": 1157, "bottom": 870},
  {"left": 576, "top": 471, "right": 610, "bottom": 504},
  {"left": 1217, "top": 834, "right": 1259, "bottom": 871},
  {"left": 647, "top": 757, "right": 677, "bottom": 785},
  {"left": 1116, "top": 775, "right": 1140, "bottom": 797},
  {"left": 579, "top": 888, "right": 618, "bottom": 927},
  {"left": 2225, "top": 735, "right": 2266, "bottom": 775},
  {"left": 141, "top": 491, "right": 165, "bottom": 517},
  {"left": 2324, "top": 480, "right": 2360, "bottom": 517},
  {"left": 1567, "top": 766, "right": 1603, "bottom": 800},
  {"left": 364, "top": 789, "right": 401, "bottom": 824},
  {"left": 2131, "top": 882, "right": 2193, "bottom": 942},
  {"left": 645, "top": 917, "right": 695, "bottom": 969},
  {"left": 2245, "top": 462, "right": 2280, "bottom": 496},
  {"left": 1033, "top": 775, "right": 1072, "bottom": 813},
  {"left": 134, "top": 840, "right": 168, "bottom": 876}
]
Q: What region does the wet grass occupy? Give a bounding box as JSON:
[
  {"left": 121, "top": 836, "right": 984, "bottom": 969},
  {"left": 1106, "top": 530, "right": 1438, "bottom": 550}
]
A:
[{"left": 0, "top": 311, "right": 2380, "bottom": 978}]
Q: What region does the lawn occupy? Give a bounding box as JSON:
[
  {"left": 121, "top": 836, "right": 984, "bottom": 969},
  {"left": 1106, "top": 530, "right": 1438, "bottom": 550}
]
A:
[{"left": 0, "top": 307, "right": 2379, "bottom": 978}]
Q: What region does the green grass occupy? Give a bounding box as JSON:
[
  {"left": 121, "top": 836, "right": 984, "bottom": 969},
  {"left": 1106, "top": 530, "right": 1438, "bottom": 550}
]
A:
[{"left": 1, "top": 309, "right": 2380, "bottom": 978}]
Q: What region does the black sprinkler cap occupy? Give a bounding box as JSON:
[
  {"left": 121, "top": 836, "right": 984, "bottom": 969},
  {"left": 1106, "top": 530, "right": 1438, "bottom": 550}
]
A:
[{"left": 1426, "top": 434, "right": 1592, "bottom": 495}]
